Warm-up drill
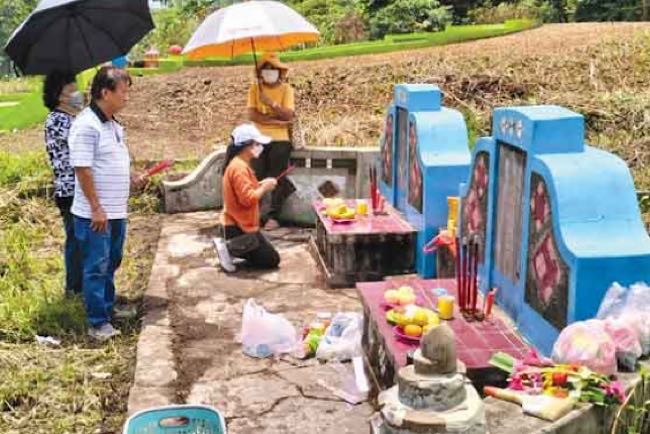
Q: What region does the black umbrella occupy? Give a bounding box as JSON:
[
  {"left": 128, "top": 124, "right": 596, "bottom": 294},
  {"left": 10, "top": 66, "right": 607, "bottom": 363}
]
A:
[{"left": 4, "top": 0, "right": 154, "bottom": 75}]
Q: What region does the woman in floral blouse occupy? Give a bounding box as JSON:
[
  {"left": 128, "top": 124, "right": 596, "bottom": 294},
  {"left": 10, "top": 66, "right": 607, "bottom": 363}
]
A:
[{"left": 43, "top": 71, "right": 84, "bottom": 296}]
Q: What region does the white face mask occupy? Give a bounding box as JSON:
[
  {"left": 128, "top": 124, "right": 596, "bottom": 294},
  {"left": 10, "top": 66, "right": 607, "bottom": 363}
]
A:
[
  {"left": 261, "top": 69, "right": 280, "bottom": 84},
  {"left": 67, "top": 91, "right": 84, "bottom": 110},
  {"left": 251, "top": 144, "right": 264, "bottom": 158}
]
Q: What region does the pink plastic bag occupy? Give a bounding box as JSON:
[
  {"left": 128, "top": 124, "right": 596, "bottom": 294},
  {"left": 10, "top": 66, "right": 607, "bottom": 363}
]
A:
[
  {"left": 604, "top": 318, "right": 642, "bottom": 371},
  {"left": 597, "top": 282, "right": 650, "bottom": 355},
  {"left": 552, "top": 320, "right": 617, "bottom": 375}
]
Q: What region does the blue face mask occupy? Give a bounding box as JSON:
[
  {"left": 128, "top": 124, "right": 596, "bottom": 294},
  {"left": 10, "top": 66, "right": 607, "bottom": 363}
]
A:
[{"left": 67, "top": 91, "right": 84, "bottom": 110}]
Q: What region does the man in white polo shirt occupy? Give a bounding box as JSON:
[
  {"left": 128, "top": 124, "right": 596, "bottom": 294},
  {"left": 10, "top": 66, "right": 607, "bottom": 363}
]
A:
[{"left": 69, "top": 66, "right": 145, "bottom": 341}]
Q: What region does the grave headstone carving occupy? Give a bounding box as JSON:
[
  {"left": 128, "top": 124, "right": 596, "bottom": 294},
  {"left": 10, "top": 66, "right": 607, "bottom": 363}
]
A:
[
  {"left": 379, "top": 84, "right": 471, "bottom": 278},
  {"left": 458, "top": 105, "right": 650, "bottom": 355}
]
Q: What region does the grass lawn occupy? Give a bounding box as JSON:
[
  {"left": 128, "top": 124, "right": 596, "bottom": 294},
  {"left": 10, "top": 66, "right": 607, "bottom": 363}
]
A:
[
  {"left": 0, "top": 152, "right": 167, "bottom": 433},
  {"left": 0, "top": 88, "right": 48, "bottom": 132},
  {"left": 183, "top": 20, "right": 536, "bottom": 67}
]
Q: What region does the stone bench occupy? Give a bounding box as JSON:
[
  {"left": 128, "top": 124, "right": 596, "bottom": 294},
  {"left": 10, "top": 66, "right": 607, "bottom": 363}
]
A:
[{"left": 162, "top": 147, "right": 379, "bottom": 226}]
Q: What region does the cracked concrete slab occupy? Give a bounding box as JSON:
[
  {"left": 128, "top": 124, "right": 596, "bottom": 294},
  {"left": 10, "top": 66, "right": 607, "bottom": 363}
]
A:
[
  {"left": 129, "top": 211, "right": 373, "bottom": 432},
  {"left": 227, "top": 397, "right": 373, "bottom": 434},
  {"left": 188, "top": 373, "right": 302, "bottom": 418}
]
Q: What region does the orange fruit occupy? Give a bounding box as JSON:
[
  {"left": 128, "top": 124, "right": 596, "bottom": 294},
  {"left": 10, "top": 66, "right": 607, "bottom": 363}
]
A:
[{"left": 404, "top": 324, "right": 422, "bottom": 337}]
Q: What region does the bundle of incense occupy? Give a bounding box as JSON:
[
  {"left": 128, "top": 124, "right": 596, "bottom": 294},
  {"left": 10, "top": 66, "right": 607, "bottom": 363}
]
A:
[
  {"left": 276, "top": 164, "right": 296, "bottom": 180},
  {"left": 145, "top": 159, "right": 174, "bottom": 178},
  {"left": 484, "top": 387, "right": 574, "bottom": 422}
]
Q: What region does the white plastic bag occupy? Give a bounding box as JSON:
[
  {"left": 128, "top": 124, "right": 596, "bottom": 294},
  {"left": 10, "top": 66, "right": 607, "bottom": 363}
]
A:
[
  {"left": 596, "top": 282, "right": 628, "bottom": 319},
  {"left": 316, "top": 312, "right": 362, "bottom": 362},
  {"left": 241, "top": 298, "right": 297, "bottom": 358},
  {"left": 552, "top": 319, "right": 617, "bottom": 375}
]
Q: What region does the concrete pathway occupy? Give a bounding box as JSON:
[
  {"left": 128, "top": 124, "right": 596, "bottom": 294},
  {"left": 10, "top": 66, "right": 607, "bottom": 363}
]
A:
[{"left": 128, "top": 212, "right": 373, "bottom": 432}]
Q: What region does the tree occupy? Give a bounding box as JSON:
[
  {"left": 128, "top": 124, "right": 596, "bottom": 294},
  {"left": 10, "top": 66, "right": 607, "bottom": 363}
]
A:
[
  {"left": 549, "top": 0, "right": 568, "bottom": 21},
  {"left": 289, "top": 0, "right": 368, "bottom": 44},
  {"left": 574, "top": 0, "right": 642, "bottom": 21},
  {"left": 0, "top": 0, "right": 38, "bottom": 75},
  {"left": 369, "top": 0, "right": 452, "bottom": 39}
]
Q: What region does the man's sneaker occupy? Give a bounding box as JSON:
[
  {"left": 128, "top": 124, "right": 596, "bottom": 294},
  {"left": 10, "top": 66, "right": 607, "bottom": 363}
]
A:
[
  {"left": 213, "top": 237, "right": 236, "bottom": 273},
  {"left": 88, "top": 323, "right": 121, "bottom": 341}
]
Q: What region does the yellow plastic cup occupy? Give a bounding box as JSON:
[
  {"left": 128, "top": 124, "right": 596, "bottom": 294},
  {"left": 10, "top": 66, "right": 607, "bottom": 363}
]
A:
[
  {"left": 356, "top": 199, "right": 368, "bottom": 216},
  {"left": 438, "top": 295, "right": 455, "bottom": 320}
]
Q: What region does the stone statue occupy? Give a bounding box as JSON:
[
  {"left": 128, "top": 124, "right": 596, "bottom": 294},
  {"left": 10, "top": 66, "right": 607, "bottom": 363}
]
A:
[{"left": 377, "top": 324, "right": 486, "bottom": 434}]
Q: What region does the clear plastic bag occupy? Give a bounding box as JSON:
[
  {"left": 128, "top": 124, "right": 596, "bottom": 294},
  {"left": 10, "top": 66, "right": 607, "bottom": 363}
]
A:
[
  {"left": 552, "top": 319, "right": 617, "bottom": 375},
  {"left": 316, "top": 312, "right": 363, "bottom": 362},
  {"left": 241, "top": 298, "right": 297, "bottom": 358}
]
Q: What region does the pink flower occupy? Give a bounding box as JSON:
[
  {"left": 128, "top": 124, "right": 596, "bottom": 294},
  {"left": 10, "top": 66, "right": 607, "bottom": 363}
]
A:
[
  {"left": 606, "top": 381, "right": 626, "bottom": 404},
  {"left": 509, "top": 375, "right": 525, "bottom": 391}
]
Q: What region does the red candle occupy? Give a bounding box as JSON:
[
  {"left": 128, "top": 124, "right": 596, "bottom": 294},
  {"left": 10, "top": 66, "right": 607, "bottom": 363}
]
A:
[{"left": 485, "top": 288, "right": 496, "bottom": 318}]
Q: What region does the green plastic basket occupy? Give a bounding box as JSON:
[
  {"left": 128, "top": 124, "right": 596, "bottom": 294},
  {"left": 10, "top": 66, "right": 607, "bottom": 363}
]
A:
[{"left": 123, "top": 405, "right": 226, "bottom": 434}]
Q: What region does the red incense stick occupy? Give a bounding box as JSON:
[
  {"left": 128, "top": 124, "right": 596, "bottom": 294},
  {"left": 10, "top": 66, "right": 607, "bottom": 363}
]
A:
[
  {"left": 276, "top": 164, "right": 296, "bottom": 180},
  {"left": 455, "top": 237, "right": 463, "bottom": 310},
  {"left": 466, "top": 239, "right": 472, "bottom": 312},
  {"left": 461, "top": 241, "right": 468, "bottom": 311},
  {"left": 145, "top": 159, "right": 174, "bottom": 178},
  {"left": 471, "top": 241, "right": 479, "bottom": 313}
]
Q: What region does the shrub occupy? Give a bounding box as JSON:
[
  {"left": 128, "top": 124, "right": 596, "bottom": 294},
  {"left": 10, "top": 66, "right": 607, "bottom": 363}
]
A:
[
  {"left": 574, "top": 0, "right": 644, "bottom": 22},
  {"left": 290, "top": 0, "right": 368, "bottom": 44},
  {"left": 369, "top": 0, "right": 453, "bottom": 39},
  {"left": 333, "top": 10, "right": 368, "bottom": 44},
  {"left": 131, "top": 8, "right": 201, "bottom": 60},
  {"left": 469, "top": 0, "right": 548, "bottom": 23}
]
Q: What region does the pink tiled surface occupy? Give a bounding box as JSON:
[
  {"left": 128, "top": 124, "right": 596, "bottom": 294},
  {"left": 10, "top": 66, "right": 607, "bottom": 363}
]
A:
[
  {"left": 356, "top": 277, "right": 530, "bottom": 371},
  {"left": 313, "top": 200, "right": 415, "bottom": 235}
]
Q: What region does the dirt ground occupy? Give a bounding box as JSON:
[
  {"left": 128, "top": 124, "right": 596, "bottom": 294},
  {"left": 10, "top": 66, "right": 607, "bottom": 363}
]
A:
[{"left": 3, "top": 22, "right": 649, "bottom": 165}]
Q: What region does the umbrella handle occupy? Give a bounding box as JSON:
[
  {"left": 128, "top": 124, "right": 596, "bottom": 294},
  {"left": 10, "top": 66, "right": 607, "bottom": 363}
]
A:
[{"left": 251, "top": 37, "right": 261, "bottom": 92}]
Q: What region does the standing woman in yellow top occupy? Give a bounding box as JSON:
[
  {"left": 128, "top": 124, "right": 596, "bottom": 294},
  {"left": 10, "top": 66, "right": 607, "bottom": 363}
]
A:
[{"left": 247, "top": 52, "right": 295, "bottom": 230}]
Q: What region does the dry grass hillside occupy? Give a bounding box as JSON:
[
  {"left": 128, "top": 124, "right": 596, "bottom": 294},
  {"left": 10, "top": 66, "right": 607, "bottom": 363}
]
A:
[{"left": 115, "top": 23, "right": 650, "bottom": 191}]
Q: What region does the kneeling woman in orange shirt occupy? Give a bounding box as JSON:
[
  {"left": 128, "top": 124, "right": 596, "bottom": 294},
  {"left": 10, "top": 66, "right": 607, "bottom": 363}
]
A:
[{"left": 221, "top": 124, "right": 280, "bottom": 270}]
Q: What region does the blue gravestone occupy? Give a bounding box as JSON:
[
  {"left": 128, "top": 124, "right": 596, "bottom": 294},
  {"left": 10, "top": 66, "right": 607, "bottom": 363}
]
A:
[
  {"left": 459, "top": 105, "right": 650, "bottom": 355},
  {"left": 379, "top": 84, "right": 471, "bottom": 278}
]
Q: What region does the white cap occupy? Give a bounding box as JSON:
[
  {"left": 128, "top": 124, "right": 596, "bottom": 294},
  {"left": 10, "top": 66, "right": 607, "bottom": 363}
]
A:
[{"left": 231, "top": 123, "right": 272, "bottom": 147}]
